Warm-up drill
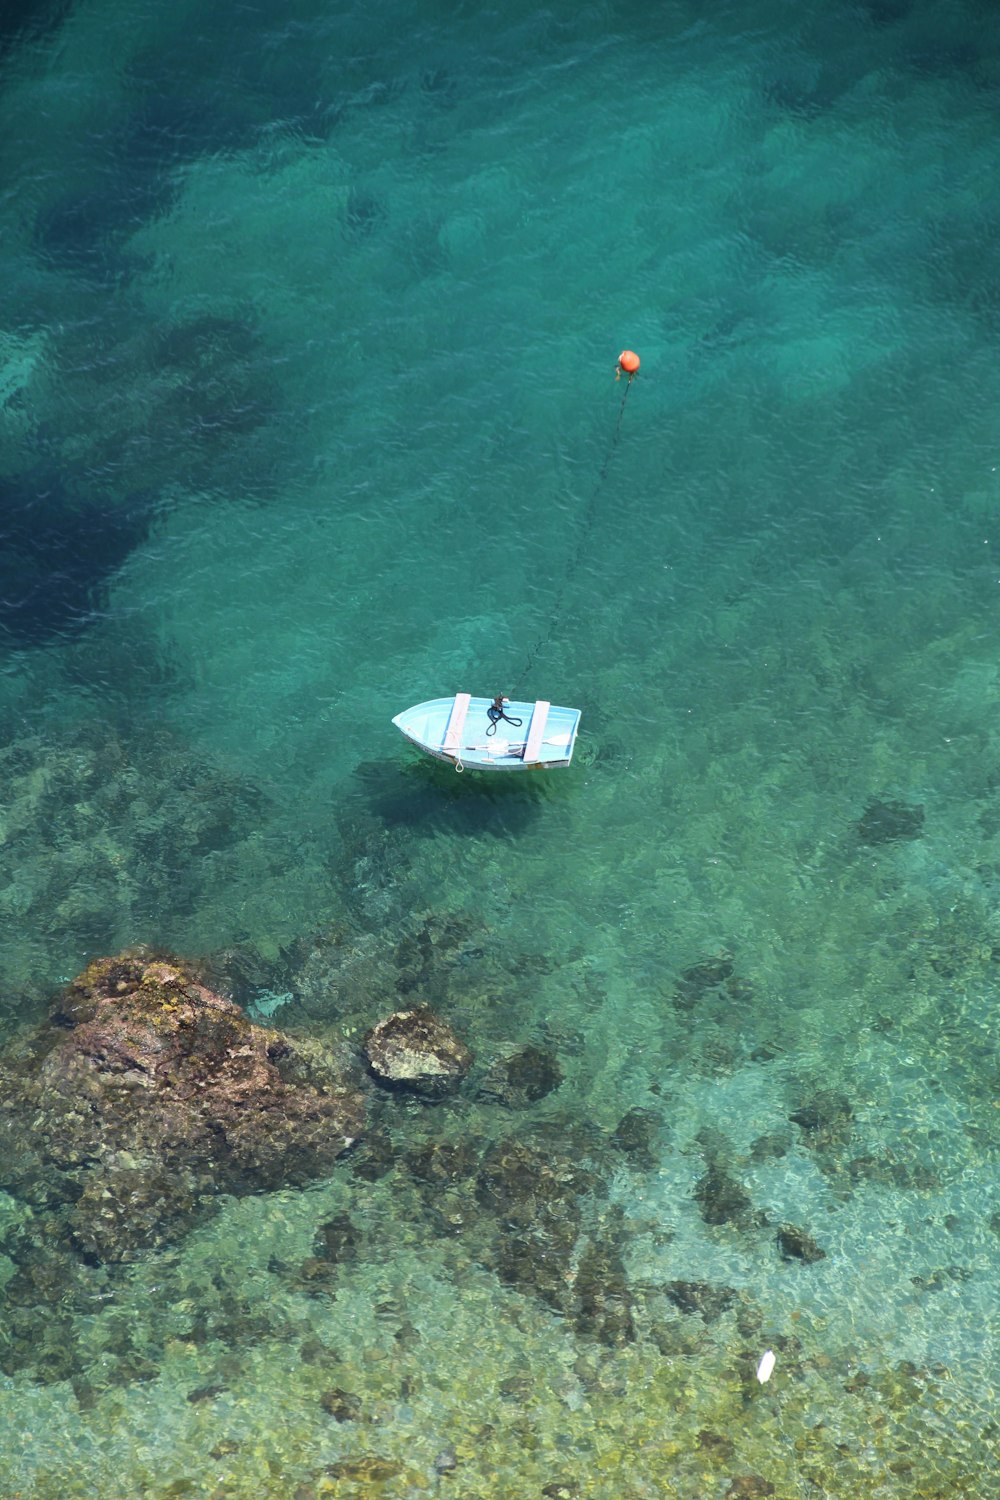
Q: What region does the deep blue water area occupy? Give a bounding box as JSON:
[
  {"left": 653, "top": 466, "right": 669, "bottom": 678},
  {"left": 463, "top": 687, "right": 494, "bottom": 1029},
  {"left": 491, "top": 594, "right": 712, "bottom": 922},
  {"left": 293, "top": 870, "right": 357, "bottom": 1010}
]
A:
[{"left": 1, "top": 1, "right": 999, "bottom": 1495}]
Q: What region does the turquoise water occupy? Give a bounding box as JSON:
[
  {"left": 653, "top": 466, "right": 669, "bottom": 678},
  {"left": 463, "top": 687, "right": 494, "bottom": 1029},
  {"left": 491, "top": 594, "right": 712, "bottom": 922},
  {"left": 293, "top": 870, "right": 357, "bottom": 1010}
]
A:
[{"left": 1, "top": 0, "right": 1000, "bottom": 1494}]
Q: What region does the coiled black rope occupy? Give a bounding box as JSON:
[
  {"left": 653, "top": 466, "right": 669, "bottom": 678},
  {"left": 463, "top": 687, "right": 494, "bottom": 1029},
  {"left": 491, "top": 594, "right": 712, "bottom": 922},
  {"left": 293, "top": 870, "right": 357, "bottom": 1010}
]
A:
[{"left": 485, "top": 694, "right": 523, "bottom": 736}]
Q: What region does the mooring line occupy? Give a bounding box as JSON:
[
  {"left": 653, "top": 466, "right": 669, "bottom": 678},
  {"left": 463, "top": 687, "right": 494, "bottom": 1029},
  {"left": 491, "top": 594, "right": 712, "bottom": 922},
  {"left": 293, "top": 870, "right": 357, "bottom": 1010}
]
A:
[{"left": 510, "top": 352, "right": 639, "bottom": 695}]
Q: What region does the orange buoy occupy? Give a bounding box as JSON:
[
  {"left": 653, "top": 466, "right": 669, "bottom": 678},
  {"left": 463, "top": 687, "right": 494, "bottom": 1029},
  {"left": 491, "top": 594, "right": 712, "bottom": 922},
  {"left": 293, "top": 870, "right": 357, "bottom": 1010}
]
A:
[{"left": 616, "top": 349, "right": 640, "bottom": 380}]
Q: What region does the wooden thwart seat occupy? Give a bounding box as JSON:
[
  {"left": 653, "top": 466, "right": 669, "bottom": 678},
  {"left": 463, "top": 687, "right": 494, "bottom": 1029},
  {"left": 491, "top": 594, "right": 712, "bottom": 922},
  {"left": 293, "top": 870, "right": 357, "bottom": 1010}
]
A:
[
  {"left": 522, "top": 699, "right": 551, "bottom": 762},
  {"left": 443, "top": 692, "right": 471, "bottom": 753}
]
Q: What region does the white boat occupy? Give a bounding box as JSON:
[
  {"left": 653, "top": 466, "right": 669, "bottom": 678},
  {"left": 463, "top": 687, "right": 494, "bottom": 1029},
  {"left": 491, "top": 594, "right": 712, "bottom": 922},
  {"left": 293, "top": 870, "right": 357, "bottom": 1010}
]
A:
[{"left": 392, "top": 693, "right": 581, "bottom": 772}]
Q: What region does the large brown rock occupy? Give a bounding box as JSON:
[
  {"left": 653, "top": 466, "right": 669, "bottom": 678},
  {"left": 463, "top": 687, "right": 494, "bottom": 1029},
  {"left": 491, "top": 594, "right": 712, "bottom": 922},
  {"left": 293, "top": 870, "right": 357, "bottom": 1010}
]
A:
[
  {"left": 0, "top": 949, "right": 365, "bottom": 1262},
  {"left": 363, "top": 1008, "right": 472, "bottom": 1098}
]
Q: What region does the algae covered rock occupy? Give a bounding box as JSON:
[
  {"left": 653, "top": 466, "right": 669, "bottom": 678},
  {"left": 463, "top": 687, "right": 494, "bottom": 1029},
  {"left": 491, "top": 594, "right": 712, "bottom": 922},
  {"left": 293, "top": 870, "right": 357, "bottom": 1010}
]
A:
[
  {"left": 695, "top": 1160, "right": 755, "bottom": 1227},
  {"left": 0, "top": 948, "right": 365, "bottom": 1263},
  {"left": 363, "top": 1007, "right": 472, "bottom": 1098},
  {"left": 856, "top": 796, "right": 924, "bottom": 845},
  {"left": 788, "top": 1088, "right": 854, "bottom": 1152},
  {"left": 479, "top": 1043, "right": 563, "bottom": 1108},
  {"left": 664, "top": 1280, "right": 737, "bottom": 1323},
  {"left": 610, "top": 1106, "right": 662, "bottom": 1167},
  {"left": 776, "top": 1223, "right": 827, "bottom": 1264}
]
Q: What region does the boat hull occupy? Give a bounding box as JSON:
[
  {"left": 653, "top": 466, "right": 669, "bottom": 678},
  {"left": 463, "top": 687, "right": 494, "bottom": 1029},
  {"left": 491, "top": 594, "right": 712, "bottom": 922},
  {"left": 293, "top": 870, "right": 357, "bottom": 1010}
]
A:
[{"left": 392, "top": 695, "right": 581, "bottom": 771}]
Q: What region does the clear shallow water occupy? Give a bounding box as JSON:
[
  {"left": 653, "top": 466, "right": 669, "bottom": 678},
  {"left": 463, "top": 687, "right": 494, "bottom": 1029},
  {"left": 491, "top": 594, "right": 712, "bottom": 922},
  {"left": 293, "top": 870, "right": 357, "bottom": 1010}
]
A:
[{"left": 1, "top": 0, "right": 999, "bottom": 1495}]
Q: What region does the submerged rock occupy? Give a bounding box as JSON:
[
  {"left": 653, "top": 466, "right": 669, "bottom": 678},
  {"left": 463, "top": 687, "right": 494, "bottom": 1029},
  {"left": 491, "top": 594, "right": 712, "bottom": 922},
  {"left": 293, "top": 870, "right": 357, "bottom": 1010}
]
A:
[
  {"left": 694, "top": 1160, "right": 756, "bottom": 1228},
  {"left": 573, "top": 1215, "right": 636, "bottom": 1347},
  {"left": 672, "top": 952, "right": 754, "bottom": 1012},
  {"left": 363, "top": 1008, "right": 472, "bottom": 1098},
  {"left": 399, "top": 1119, "right": 640, "bottom": 1348},
  {"left": 726, "top": 1478, "right": 776, "bottom": 1499},
  {"left": 845, "top": 1152, "right": 939, "bottom": 1191},
  {"left": 325, "top": 1456, "right": 409, "bottom": 1485},
  {"left": 910, "top": 1265, "right": 972, "bottom": 1293},
  {"left": 480, "top": 1043, "right": 563, "bottom": 1108},
  {"left": 348, "top": 1124, "right": 397, "bottom": 1182},
  {"left": 777, "top": 1223, "right": 827, "bottom": 1264},
  {"left": 857, "top": 796, "right": 924, "bottom": 845},
  {"left": 316, "top": 1212, "right": 361, "bottom": 1265},
  {"left": 404, "top": 1136, "right": 481, "bottom": 1186},
  {"left": 0, "top": 727, "right": 275, "bottom": 982},
  {"left": 0, "top": 949, "right": 364, "bottom": 1264},
  {"left": 320, "top": 1387, "right": 361, "bottom": 1421},
  {"left": 476, "top": 1138, "right": 587, "bottom": 1309},
  {"left": 788, "top": 1089, "right": 854, "bottom": 1151},
  {"left": 663, "top": 1280, "right": 737, "bottom": 1322},
  {"left": 749, "top": 1131, "right": 790, "bottom": 1164},
  {"left": 610, "top": 1106, "right": 662, "bottom": 1168}
]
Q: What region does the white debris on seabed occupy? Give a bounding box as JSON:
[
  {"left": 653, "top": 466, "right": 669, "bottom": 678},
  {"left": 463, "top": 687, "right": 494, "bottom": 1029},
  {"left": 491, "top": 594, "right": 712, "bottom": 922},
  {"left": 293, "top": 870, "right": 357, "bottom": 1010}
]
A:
[{"left": 247, "top": 989, "right": 295, "bottom": 1020}]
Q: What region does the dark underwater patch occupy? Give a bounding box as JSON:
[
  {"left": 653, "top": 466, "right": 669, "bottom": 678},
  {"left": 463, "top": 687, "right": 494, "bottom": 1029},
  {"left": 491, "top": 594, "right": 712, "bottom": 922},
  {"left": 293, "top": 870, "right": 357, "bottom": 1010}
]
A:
[
  {"left": 153, "top": 313, "right": 273, "bottom": 441},
  {"left": 345, "top": 188, "right": 387, "bottom": 239},
  {"left": 33, "top": 167, "right": 175, "bottom": 274},
  {"left": 859, "top": 0, "right": 913, "bottom": 23},
  {"left": 33, "top": 76, "right": 248, "bottom": 277},
  {"left": 0, "top": 0, "right": 73, "bottom": 60},
  {"left": 122, "top": 81, "right": 257, "bottom": 166},
  {"left": 763, "top": 66, "right": 842, "bottom": 119},
  {"left": 856, "top": 796, "right": 924, "bottom": 845},
  {"left": 358, "top": 757, "right": 546, "bottom": 840},
  {"left": 0, "top": 472, "right": 150, "bottom": 648},
  {"left": 125, "top": 16, "right": 337, "bottom": 159}
]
